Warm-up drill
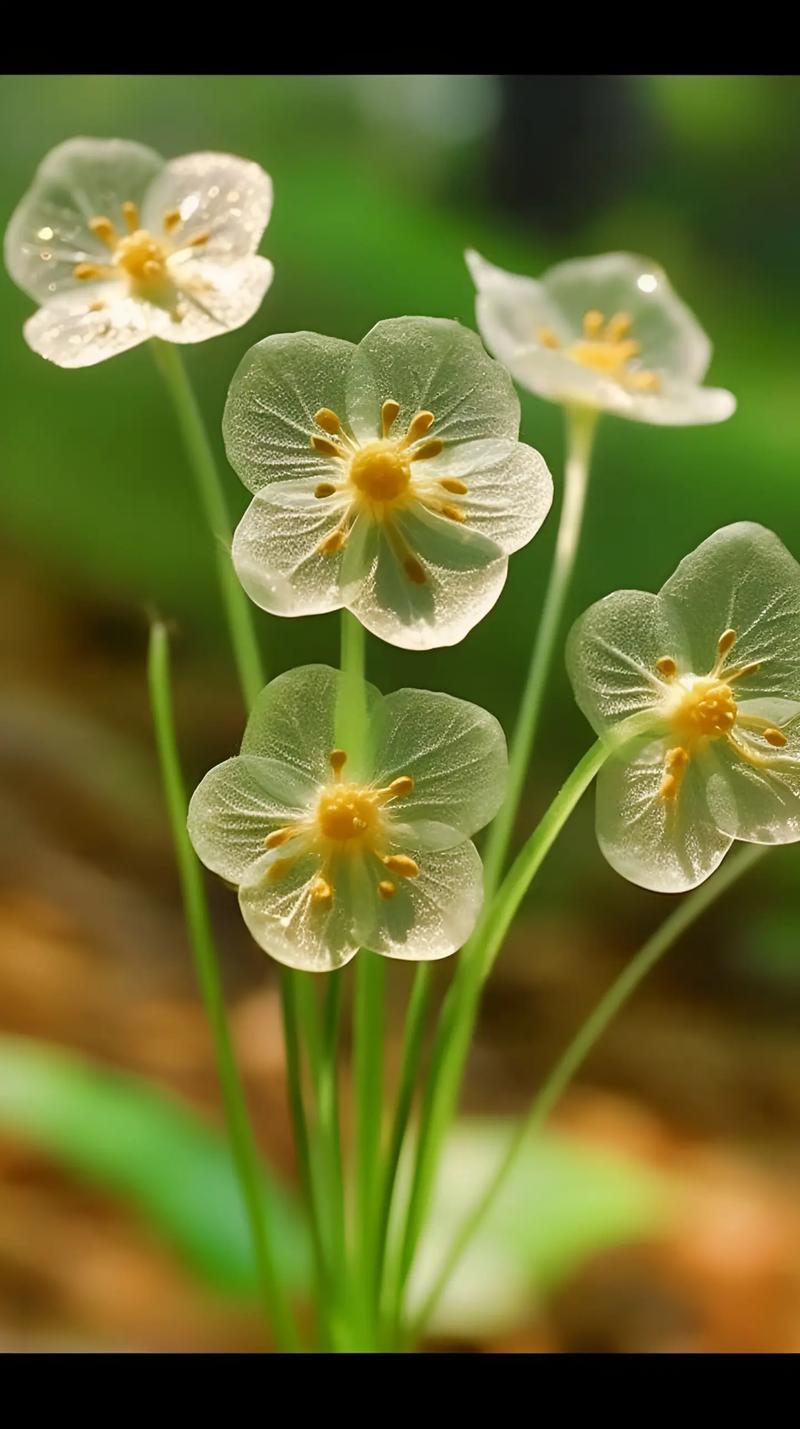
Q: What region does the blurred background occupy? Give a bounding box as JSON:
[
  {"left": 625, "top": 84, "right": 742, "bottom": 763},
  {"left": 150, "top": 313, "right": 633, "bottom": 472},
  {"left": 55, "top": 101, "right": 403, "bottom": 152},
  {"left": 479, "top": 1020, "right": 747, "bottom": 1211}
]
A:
[{"left": 2, "top": 74, "right": 800, "bottom": 1353}]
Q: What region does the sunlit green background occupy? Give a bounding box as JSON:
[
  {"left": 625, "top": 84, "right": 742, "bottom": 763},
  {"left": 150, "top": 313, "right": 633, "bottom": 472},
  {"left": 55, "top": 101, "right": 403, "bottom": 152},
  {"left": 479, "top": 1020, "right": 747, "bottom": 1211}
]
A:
[{"left": 2, "top": 75, "right": 800, "bottom": 1350}]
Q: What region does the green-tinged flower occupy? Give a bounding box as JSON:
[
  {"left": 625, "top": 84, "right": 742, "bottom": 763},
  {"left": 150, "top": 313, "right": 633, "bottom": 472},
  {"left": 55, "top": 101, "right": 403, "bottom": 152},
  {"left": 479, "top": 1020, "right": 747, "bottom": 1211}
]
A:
[
  {"left": 5, "top": 139, "right": 273, "bottom": 367},
  {"left": 466, "top": 249, "right": 735, "bottom": 427},
  {"left": 567, "top": 523, "right": 800, "bottom": 892},
  {"left": 223, "top": 317, "right": 553, "bottom": 650},
  {"left": 187, "top": 665, "right": 508, "bottom": 972}
]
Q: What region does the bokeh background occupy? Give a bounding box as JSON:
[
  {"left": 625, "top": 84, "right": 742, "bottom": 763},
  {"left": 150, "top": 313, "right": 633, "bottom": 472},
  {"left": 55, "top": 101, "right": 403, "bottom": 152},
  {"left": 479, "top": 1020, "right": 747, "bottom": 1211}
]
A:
[{"left": 2, "top": 74, "right": 800, "bottom": 1353}]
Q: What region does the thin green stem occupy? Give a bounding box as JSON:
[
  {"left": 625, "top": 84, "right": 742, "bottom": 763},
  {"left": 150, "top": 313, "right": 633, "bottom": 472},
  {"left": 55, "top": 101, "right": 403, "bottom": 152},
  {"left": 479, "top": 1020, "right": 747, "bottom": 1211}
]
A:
[
  {"left": 410, "top": 841, "right": 768, "bottom": 1341},
  {"left": 354, "top": 949, "right": 386, "bottom": 1343},
  {"left": 373, "top": 962, "right": 435, "bottom": 1324},
  {"left": 151, "top": 340, "right": 265, "bottom": 709},
  {"left": 391, "top": 733, "right": 619, "bottom": 1320},
  {"left": 482, "top": 405, "right": 598, "bottom": 898},
  {"left": 147, "top": 621, "right": 299, "bottom": 1352},
  {"left": 336, "top": 610, "right": 369, "bottom": 758}
]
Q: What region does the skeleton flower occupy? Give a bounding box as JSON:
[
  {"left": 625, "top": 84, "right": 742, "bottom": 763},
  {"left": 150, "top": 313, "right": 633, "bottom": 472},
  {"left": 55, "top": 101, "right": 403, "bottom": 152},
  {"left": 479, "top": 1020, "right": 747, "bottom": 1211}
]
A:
[
  {"left": 223, "top": 317, "right": 553, "bottom": 649},
  {"left": 5, "top": 139, "right": 273, "bottom": 368},
  {"left": 567, "top": 524, "right": 800, "bottom": 893},
  {"left": 466, "top": 249, "right": 735, "bottom": 427},
  {"left": 187, "top": 665, "right": 508, "bottom": 972}
]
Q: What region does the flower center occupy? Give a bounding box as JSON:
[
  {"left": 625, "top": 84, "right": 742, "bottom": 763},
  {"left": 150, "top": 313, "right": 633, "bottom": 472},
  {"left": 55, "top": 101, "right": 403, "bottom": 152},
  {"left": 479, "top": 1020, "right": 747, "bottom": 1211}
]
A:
[
  {"left": 538, "top": 309, "right": 661, "bottom": 393},
  {"left": 316, "top": 784, "right": 381, "bottom": 842},
  {"left": 348, "top": 442, "right": 411, "bottom": 504},
  {"left": 653, "top": 627, "right": 788, "bottom": 803},
  {"left": 71, "top": 199, "right": 211, "bottom": 305},
  {"left": 113, "top": 228, "right": 168, "bottom": 284}
]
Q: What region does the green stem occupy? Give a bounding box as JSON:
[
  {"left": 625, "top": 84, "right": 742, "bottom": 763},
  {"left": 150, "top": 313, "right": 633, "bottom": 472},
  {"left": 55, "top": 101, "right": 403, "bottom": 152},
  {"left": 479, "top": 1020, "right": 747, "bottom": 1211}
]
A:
[
  {"left": 336, "top": 610, "right": 369, "bottom": 759},
  {"left": 391, "top": 733, "right": 618, "bottom": 1319},
  {"left": 374, "top": 962, "right": 435, "bottom": 1326},
  {"left": 482, "top": 405, "right": 598, "bottom": 898},
  {"left": 151, "top": 340, "right": 265, "bottom": 710},
  {"left": 147, "top": 621, "right": 299, "bottom": 1352},
  {"left": 354, "top": 950, "right": 386, "bottom": 1343},
  {"left": 409, "top": 841, "right": 767, "bottom": 1341}
]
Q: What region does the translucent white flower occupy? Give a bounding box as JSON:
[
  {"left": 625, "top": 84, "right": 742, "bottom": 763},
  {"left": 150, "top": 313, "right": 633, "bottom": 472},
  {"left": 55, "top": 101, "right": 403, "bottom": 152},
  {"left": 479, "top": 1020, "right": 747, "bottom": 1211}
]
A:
[
  {"left": 187, "top": 665, "right": 508, "bottom": 972},
  {"left": 466, "top": 249, "right": 736, "bottom": 427},
  {"left": 223, "top": 317, "right": 553, "bottom": 650},
  {"left": 566, "top": 523, "right": 800, "bottom": 893},
  {"left": 5, "top": 138, "right": 273, "bottom": 368}
]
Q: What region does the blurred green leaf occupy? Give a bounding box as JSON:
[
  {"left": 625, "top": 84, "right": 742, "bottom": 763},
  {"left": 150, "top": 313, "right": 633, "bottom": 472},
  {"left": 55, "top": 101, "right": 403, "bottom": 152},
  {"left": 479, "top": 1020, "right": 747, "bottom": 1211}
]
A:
[
  {"left": 0, "top": 1036, "right": 311, "bottom": 1299},
  {"left": 409, "top": 1118, "right": 665, "bottom": 1338}
]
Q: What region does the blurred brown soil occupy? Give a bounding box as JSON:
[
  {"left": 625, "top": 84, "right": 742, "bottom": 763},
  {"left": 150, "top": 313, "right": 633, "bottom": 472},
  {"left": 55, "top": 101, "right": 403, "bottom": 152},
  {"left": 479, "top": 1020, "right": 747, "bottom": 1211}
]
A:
[{"left": 3, "top": 550, "right": 800, "bottom": 1352}]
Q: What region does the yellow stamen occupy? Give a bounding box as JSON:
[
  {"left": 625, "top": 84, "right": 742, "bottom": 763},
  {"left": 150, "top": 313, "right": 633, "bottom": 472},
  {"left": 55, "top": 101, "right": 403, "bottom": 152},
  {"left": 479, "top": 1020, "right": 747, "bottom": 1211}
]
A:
[
  {"left": 121, "top": 200, "right": 140, "bottom": 232},
  {"left": 88, "top": 300, "right": 106, "bottom": 313},
  {"left": 605, "top": 312, "right": 633, "bottom": 342},
  {"left": 312, "top": 435, "right": 344, "bottom": 457},
  {"left": 381, "top": 399, "right": 401, "bottom": 436},
  {"left": 265, "top": 828, "right": 294, "bottom": 849},
  {"left": 583, "top": 309, "right": 605, "bottom": 338},
  {"left": 142, "top": 259, "right": 162, "bottom": 279},
  {"left": 311, "top": 876, "right": 333, "bottom": 907},
  {"left": 329, "top": 749, "right": 348, "bottom": 776},
  {"left": 378, "top": 880, "right": 397, "bottom": 901},
  {"left": 314, "top": 483, "right": 338, "bottom": 498},
  {"left": 404, "top": 555, "right": 426, "bottom": 585},
  {"left": 403, "top": 410, "right": 435, "bottom": 445},
  {"left": 537, "top": 327, "right": 560, "bottom": 348},
  {"left": 764, "top": 728, "right": 788, "bottom": 748},
  {"left": 441, "top": 503, "right": 466, "bottom": 523},
  {"left": 656, "top": 656, "right": 678, "bottom": 680},
  {"left": 717, "top": 628, "right": 737, "bottom": 658},
  {"left": 411, "top": 438, "right": 444, "bottom": 462},
  {"left": 163, "top": 208, "right": 182, "bottom": 233},
  {"left": 726, "top": 661, "right": 761, "bottom": 684},
  {"left": 74, "top": 262, "right": 103, "bottom": 280},
  {"left": 439, "top": 478, "right": 468, "bottom": 495},
  {"left": 659, "top": 746, "right": 689, "bottom": 802},
  {"left": 267, "top": 856, "right": 296, "bottom": 883},
  {"left": 88, "top": 215, "right": 117, "bottom": 246},
  {"left": 187, "top": 230, "right": 211, "bottom": 247},
  {"left": 383, "top": 854, "right": 419, "bottom": 878},
  {"left": 386, "top": 775, "right": 414, "bottom": 799},
  {"left": 319, "top": 529, "right": 347, "bottom": 555},
  {"left": 349, "top": 444, "right": 410, "bottom": 503},
  {"left": 314, "top": 408, "right": 342, "bottom": 435},
  {"left": 629, "top": 371, "right": 661, "bottom": 393}
]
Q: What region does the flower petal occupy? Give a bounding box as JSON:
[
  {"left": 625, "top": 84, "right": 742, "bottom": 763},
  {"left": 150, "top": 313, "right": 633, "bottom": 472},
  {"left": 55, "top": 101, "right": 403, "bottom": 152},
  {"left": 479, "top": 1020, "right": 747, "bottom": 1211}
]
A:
[
  {"left": 223, "top": 331, "right": 357, "bottom": 494},
  {"left": 411, "top": 436, "right": 553, "bottom": 554},
  {"left": 141, "top": 151, "right": 272, "bottom": 261},
  {"left": 704, "top": 701, "right": 800, "bottom": 845},
  {"left": 501, "top": 346, "right": 734, "bottom": 426},
  {"left": 5, "top": 137, "right": 163, "bottom": 303},
  {"left": 232, "top": 480, "right": 353, "bottom": 618},
  {"left": 187, "top": 755, "right": 314, "bottom": 886},
  {"left": 541, "top": 252, "right": 712, "bottom": 382},
  {"left": 240, "top": 665, "right": 382, "bottom": 787},
  {"left": 22, "top": 288, "right": 159, "bottom": 368},
  {"left": 566, "top": 589, "right": 690, "bottom": 734},
  {"left": 162, "top": 255, "right": 273, "bottom": 342},
  {"left": 356, "top": 838, "right": 485, "bottom": 962},
  {"left": 238, "top": 849, "right": 363, "bottom": 973},
  {"left": 596, "top": 738, "right": 733, "bottom": 893},
  {"left": 466, "top": 248, "right": 569, "bottom": 371},
  {"left": 660, "top": 523, "right": 800, "bottom": 703},
  {"left": 370, "top": 687, "right": 507, "bottom": 837},
  {"left": 346, "top": 315, "right": 520, "bottom": 447}
]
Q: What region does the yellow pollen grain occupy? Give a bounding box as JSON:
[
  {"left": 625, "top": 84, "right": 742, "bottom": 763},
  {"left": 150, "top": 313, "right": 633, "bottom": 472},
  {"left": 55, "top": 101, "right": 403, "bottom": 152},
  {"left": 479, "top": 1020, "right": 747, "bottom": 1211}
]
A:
[
  {"left": 388, "top": 775, "right": 414, "bottom": 798},
  {"left": 404, "top": 556, "right": 426, "bottom": 585},
  {"left": 378, "top": 880, "right": 397, "bottom": 901},
  {"left": 605, "top": 312, "right": 633, "bottom": 341},
  {"left": 383, "top": 854, "right": 419, "bottom": 877},
  {"left": 187, "top": 230, "right": 211, "bottom": 247},
  {"left": 440, "top": 478, "right": 468, "bottom": 495},
  {"left": 319, "top": 529, "right": 347, "bottom": 555},
  {"left": 717, "top": 628, "right": 737, "bottom": 657},
  {"left": 329, "top": 749, "right": 348, "bottom": 775},
  {"left": 314, "top": 408, "right": 342, "bottom": 435},
  {"left": 411, "top": 438, "right": 444, "bottom": 461},
  {"left": 74, "top": 262, "right": 103, "bottom": 280},
  {"left": 311, "top": 877, "right": 333, "bottom": 907},
  {"left": 265, "top": 828, "right": 293, "bottom": 849},
  {"left": 659, "top": 746, "right": 689, "bottom": 802},
  {"left": 163, "top": 208, "right": 182, "bottom": 232},
  {"left": 312, "top": 435, "right": 343, "bottom": 457},
  {"left": 656, "top": 656, "right": 678, "bottom": 679},
  {"left": 764, "top": 728, "right": 787, "bottom": 748},
  {"left": 537, "top": 327, "right": 560, "bottom": 348},
  {"left": 121, "top": 200, "right": 140, "bottom": 232},
  {"left": 314, "top": 482, "right": 338, "bottom": 498},
  {"left": 583, "top": 309, "right": 605, "bottom": 338},
  {"left": 142, "top": 259, "right": 161, "bottom": 279},
  {"left": 88, "top": 215, "right": 117, "bottom": 246},
  {"left": 381, "top": 399, "right": 401, "bottom": 436}
]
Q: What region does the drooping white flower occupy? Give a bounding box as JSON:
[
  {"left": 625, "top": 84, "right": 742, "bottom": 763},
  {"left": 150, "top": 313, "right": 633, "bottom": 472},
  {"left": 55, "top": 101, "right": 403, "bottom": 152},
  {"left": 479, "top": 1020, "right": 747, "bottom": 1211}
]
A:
[
  {"left": 223, "top": 317, "right": 553, "bottom": 650},
  {"left": 567, "top": 523, "right": 800, "bottom": 892},
  {"left": 187, "top": 665, "right": 508, "bottom": 972},
  {"left": 5, "top": 139, "right": 273, "bottom": 368},
  {"left": 466, "top": 249, "right": 735, "bottom": 427}
]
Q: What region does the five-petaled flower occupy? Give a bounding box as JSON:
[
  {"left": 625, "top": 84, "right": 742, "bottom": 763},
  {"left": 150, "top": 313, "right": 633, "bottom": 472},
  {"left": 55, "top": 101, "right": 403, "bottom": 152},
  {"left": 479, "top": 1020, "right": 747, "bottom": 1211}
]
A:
[
  {"left": 566, "top": 523, "right": 800, "bottom": 892},
  {"left": 5, "top": 138, "right": 273, "bottom": 367},
  {"left": 466, "top": 249, "right": 736, "bottom": 427},
  {"left": 223, "top": 316, "right": 553, "bottom": 649},
  {"left": 187, "top": 665, "right": 507, "bottom": 971}
]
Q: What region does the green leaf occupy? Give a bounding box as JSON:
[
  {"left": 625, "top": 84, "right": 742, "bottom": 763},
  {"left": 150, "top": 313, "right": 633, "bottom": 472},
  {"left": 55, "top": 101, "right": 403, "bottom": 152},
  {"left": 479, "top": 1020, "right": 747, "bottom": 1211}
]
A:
[
  {"left": 0, "top": 1035, "right": 311, "bottom": 1300},
  {"left": 409, "top": 1118, "right": 665, "bottom": 1338}
]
